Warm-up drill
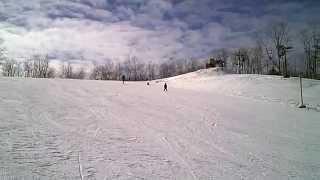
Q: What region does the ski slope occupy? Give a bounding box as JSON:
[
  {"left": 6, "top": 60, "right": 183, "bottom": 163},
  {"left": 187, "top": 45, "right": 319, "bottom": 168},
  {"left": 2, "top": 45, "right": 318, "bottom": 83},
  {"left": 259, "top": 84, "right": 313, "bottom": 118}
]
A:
[{"left": 0, "top": 69, "right": 319, "bottom": 179}]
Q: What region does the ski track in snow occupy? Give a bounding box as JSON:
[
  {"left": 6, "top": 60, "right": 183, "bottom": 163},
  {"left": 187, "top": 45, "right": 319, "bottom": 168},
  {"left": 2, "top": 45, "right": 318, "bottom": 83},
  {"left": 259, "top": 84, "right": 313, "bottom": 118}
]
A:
[{"left": 0, "top": 70, "right": 320, "bottom": 179}]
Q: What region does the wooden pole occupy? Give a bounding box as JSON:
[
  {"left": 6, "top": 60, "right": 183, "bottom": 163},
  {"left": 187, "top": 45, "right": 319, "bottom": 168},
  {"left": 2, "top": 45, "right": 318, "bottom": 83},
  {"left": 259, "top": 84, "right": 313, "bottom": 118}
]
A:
[{"left": 299, "top": 75, "right": 306, "bottom": 108}]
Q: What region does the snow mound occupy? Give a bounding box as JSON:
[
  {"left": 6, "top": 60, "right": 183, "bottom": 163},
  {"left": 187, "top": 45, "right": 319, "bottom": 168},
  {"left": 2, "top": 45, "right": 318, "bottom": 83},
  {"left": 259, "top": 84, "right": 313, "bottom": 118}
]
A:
[
  {"left": 162, "top": 69, "right": 320, "bottom": 112},
  {"left": 168, "top": 67, "right": 225, "bottom": 81}
]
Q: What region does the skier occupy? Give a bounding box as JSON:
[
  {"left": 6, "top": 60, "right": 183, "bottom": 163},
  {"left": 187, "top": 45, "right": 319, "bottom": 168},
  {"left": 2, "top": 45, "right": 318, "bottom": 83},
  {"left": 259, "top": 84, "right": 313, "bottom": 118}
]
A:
[
  {"left": 164, "top": 83, "right": 168, "bottom": 92},
  {"left": 122, "top": 75, "right": 125, "bottom": 84},
  {"left": 146, "top": 78, "right": 150, "bottom": 86}
]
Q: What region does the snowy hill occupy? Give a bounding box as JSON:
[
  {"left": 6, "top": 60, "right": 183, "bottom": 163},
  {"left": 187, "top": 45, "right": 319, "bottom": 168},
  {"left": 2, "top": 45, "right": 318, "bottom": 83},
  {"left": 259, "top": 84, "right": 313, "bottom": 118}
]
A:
[
  {"left": 0, "top": 70, "right": 319, "bottom": 179},
  {"left": 166, "top": 68, "right": 320, "bottom": 112}
]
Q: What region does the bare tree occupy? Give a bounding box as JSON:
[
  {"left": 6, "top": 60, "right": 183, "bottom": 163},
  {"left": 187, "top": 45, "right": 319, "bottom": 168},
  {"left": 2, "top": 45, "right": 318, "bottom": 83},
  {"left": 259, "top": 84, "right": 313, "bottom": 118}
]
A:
[
  {"left": 61, "top": 62, "right": 74, "bottom": 79},
  {"left": 254, "top": 31, "right": 279, "bottom": 74},
  {"left": 90, "top": 61, "right": 114, "bottom": 80},
  {"left": 158, "top": 60, "right": 177, "bottom": 79},
  {"left": 136, "top": 62, "right": 147, "bottom": 81},
  {"left": 2, "top": 59, "right": 16, "bottom": 77},
  {"left": 217, "top": 48, "right": 229, "bottom": 70},
  {"left": 131, "top": 57, "right": 138, "bottom": 81},
  {"left": 74, "top": 67, "right": 86, "bottom": 79},
  {"left": 300, "top": 27, "right": 320, "bottom": 78},
  {"left": 159, "top": 62, "right": 170, "bottom": 78},
  {"left": 186, "top": 58, "right": 199, "bottom": 72},
  {"left": 114, "top": 62, "right": 122, "bottom": 80},
  {"left": 15, "top": 61, "right": 23, "bottom": 77},
  {"left": 146, "top": 61, "right": 156, "bottom": 80},
  {"left": 123, "top": 58, "right": 133, "bottom": 80},
  {"left": 31, "top": 54, "right": 50, "bottom": 78},
  {"left": 90, "top": 65, "right": 100, "bottom": 80},
  {"left": 101, "top": 61, "right": 114, "bottom": 80},
  {"left": 0, "top": 48, "right": 12, "bottom": 76},
  {"left": 23, "top": 60, "right": 33, "bottom": 77},
  {"left": 174, "top": 60, "right": 186, "bottom": 75},
  {"left": 0, "top": 47, "right": 6, "bottom": 64},
  {"left": 270, "top": 22, "right": 290, "bottom": 75},
  {"left": 250, "top": 45, "right": 264, "bottom": 74},
  {"left": 233, "top": 48, "right": 250, "bottom": 74}
]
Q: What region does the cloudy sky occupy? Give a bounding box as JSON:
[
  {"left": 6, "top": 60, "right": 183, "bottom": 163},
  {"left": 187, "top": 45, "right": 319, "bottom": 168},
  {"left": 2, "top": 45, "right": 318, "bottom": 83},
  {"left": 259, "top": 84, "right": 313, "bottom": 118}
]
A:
[{"left": 0, "top": 0, "right": 319, "bottom": 63}]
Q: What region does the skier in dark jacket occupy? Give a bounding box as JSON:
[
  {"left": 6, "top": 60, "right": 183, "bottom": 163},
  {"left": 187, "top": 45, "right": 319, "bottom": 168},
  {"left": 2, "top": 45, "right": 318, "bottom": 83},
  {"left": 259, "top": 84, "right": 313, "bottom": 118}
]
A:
[
  {"left": 122, "top": 75, "right": 125, "bottom": 84},
  {"left": 164, "top": 83, "right": 168, "bottom": 91}
]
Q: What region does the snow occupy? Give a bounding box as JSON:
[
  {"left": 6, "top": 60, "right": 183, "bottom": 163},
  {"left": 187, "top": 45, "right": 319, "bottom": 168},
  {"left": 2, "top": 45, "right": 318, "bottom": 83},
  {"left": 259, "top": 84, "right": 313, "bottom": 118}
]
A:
[{"left": 0, "top": 68, "right": 319, "bottom": 179}]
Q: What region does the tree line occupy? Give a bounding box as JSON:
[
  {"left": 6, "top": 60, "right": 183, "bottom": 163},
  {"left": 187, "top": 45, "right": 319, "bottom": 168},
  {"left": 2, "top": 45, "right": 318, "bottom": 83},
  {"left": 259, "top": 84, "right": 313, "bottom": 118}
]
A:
[
  {"left": 0, "top": 52, "right": 206, "bottom": 80},
  {"left": 227, "top": 22, "right": 320, "bottom": 79},
  {"left": 0, "top": 21, "right": 319, "bottom": 80},
  {"left": 0, "top": 54, "right": 55, "bottom": 78}
]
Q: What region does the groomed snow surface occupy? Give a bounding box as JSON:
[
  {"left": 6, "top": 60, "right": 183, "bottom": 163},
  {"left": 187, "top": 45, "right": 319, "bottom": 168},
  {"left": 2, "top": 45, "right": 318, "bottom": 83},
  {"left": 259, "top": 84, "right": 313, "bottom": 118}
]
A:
[{"left": 0, "top": 68, "right": 319, "bottom": 180}]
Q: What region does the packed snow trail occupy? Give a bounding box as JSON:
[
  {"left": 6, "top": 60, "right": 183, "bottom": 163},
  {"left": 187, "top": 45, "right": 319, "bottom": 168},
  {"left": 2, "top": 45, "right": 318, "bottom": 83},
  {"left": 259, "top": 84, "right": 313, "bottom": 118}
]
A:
[{"left": 0, "top": 70, "right": 320, "bottom": 179}]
